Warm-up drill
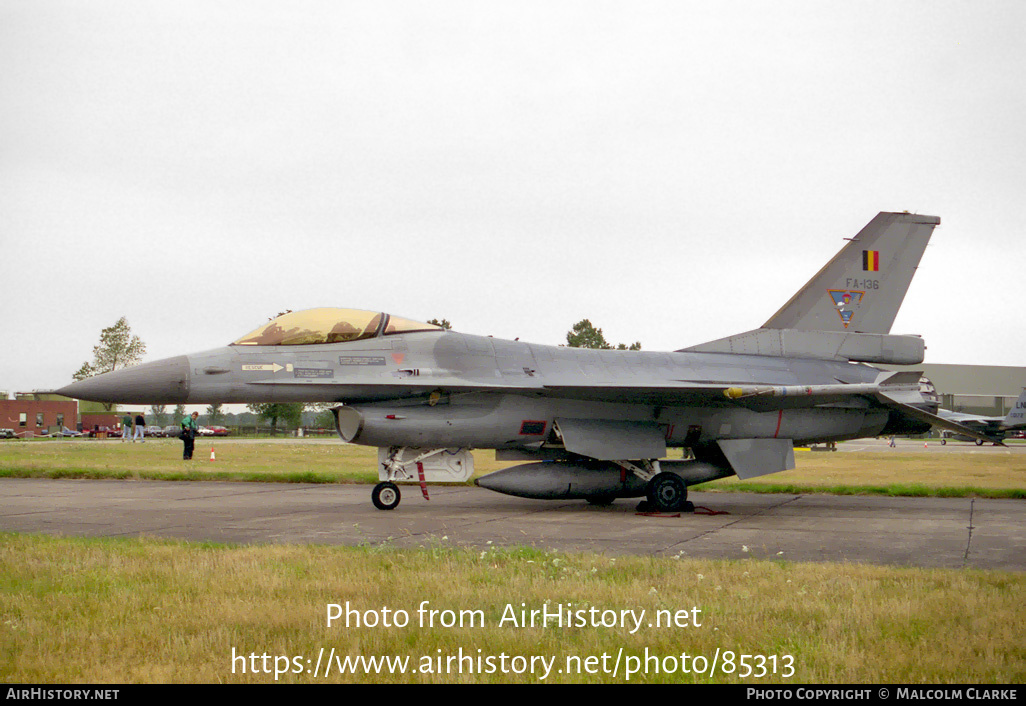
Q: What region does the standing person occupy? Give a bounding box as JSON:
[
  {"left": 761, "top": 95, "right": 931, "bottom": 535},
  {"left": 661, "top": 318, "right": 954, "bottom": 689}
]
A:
[
  {"left": 121, "top": 412, "right": 132, "bottom": 442},
  {"left": 133, "top": 412, "right": 146, "bottom": 442},
  {"left": 180, "top": 411, "right": 199, "bottom": 460}
]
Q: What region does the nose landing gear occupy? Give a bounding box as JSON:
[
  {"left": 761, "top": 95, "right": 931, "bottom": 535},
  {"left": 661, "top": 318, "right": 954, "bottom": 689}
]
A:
[{"left": 370, "top": 446, "right": 475, "bottom": 510}]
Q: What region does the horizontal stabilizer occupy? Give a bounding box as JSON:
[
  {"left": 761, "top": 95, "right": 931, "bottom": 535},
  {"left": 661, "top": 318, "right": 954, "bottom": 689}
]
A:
[{"left": 873, "top": 390, "right": 1001, "bottom": 444}]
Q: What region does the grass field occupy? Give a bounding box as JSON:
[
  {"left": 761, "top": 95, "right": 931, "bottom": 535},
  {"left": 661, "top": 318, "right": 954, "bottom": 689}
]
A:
[
  {"left": 697, "top": 448, "right": 1026, "bottom": 498},
  {"left": 2, "top": 438, "right": 1024, "bottom": 498},
  {"left": 2, "top": 533, "right": 1024, "bottom": 684},
  {"left": 0, "top": 438, "right": 517, "bottom": 484}
]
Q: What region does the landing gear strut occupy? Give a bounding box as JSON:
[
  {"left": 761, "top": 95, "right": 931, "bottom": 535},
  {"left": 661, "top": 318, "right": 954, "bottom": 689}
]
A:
[{"left": 370, "top": 447, "right": 475, "bottom": 510}]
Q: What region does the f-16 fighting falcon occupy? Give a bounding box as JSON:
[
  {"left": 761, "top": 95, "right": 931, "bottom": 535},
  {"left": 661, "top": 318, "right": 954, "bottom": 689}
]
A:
[
  {"left": 58, "top": 212, "right": 998, "bottom": 511},
  {"left": 937, "top": 388, "right": 1026, "bottom": 446}
]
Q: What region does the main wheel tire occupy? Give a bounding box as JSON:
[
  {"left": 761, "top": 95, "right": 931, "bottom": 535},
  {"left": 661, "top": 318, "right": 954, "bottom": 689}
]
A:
[
  {"left": 647, "top": 472, "right": 688, "bottom": 512},
  {"left": 975, "top": 439, "right": 984, "bottom": 446},
  {"left": 372, "top": 481, "right": 401, "bottom": 510},
  {"left": 941, "top": 438, "right": 946, "bottom": 445}
]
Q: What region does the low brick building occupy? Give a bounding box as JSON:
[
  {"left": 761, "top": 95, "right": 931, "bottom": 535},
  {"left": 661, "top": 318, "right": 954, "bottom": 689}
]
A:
[{"left": 0, "top": 399, "right": 79, "bottom": 437}]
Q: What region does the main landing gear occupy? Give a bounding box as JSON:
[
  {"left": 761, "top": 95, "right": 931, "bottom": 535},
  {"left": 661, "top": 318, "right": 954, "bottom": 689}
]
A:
[
  {"left": 646, "top": 472, "right": 692, "bottom": 512},
  {"left": 615, "top": 460, "right": 694, "bottom": 513}
]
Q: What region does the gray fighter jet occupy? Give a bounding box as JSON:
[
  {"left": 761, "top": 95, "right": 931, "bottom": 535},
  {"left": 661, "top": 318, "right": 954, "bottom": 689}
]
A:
[
  {"left": 936, "top": 389, "right": 1026, "bottom": 445},
  {"left": 58, "top": 212, "right": 997, "bottom": 511}
]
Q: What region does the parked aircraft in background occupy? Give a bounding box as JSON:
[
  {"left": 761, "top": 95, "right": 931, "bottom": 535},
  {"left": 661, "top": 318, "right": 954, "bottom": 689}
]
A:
[
  {"left": 58, "top": 212, "right": 996, "bottom": 511},
  {"left": 937, "top": 389, "right": 1026, "bottom": 445}
]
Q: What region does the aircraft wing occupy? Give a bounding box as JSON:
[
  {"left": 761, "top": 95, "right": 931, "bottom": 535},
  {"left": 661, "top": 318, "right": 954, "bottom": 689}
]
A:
[
  {"left": 542, "top": 373, "right": 1008, "bottom": 445},
  {"left": 542, "top": 371, "right": 916, "bottom": 409},
  {"left": 540, "top": 381, "right": 739, "bottom": 405},
  {"left": 730, "top": 371, "right": 1001, "bottom": 444},
  {"left": 245, "top": 370, "right": 1010, "bottom": 445}
]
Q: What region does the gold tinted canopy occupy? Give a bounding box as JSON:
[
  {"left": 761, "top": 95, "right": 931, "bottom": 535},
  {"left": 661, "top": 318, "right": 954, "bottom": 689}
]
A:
[{"left": 232, "top": 308, "right": 441, "bottom": 346}]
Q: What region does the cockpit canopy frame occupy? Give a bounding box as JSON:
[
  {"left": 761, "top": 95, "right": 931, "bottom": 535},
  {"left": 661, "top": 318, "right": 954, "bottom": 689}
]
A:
[{"left": 232, "top": 308, "right": 442, "bottom": 346}]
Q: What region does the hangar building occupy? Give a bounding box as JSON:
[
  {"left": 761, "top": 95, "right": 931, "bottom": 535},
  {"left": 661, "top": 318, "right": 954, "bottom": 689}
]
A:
[{"left": 884, "top": 363, "right": 1026, "bottom": 416}]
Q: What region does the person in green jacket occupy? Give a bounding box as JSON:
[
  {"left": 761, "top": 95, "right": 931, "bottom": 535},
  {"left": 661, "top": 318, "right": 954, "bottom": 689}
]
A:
[
  {"left": 180, "top": 411, "right": 199, "bottom": 460},
  {"left": 121, "top": 413, "right": 132, "bottom": 442}
]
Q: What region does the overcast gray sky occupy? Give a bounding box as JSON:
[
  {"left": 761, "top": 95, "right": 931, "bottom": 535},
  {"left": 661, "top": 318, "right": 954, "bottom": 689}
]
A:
[{"left": 3, "top": 1, "right": 1024, "bottom": 398}]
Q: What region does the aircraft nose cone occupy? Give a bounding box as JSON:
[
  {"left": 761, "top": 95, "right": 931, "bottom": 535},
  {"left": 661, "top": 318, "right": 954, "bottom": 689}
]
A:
[{"left": 57, "top": 355, "right": 190, "bottom": 404}]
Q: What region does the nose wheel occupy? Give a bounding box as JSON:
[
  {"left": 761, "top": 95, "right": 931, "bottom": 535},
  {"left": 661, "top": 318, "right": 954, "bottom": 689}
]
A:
[{"left": 372, "top": 482, "right": 401, "bottom": 511}]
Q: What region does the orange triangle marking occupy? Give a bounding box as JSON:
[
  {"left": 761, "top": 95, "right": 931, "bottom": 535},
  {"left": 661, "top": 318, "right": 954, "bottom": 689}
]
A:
[{"left": 392, "top": 353, "right": 405, "bottom": 365}]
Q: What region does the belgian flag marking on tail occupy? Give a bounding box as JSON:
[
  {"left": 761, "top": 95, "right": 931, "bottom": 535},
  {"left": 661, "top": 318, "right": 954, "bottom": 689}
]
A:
[{"left": 862, "top": 250, "right": 880, "bottom": 271}]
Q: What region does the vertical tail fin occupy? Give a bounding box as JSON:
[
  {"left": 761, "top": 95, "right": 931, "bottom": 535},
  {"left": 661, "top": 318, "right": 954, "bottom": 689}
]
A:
[
  {"left": 763, "top": 212, "right": 940, "bottom": 334},
  {"left": 1003, "top": 389, "right": 1026, "bottom": 429}
]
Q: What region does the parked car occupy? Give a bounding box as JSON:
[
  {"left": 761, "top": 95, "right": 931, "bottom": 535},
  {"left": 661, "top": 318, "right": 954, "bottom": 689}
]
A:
[
  {"left": 144, "top": 425, "right": 165, "bottom": 437},
  {"left": 163, "top": 425, "right": 182, "bottom": 438},
  {"left": 0, "top": 428, "right": 15, "bottom": 439},
  {"left": 207, "top": 426, "right": 230, "bottom": 436},
  {"left": 52, "top": 427, "right": 84, "bottom": 437},
  {"left": 197, "top": 426, "right": 215, "bottom": 436}
]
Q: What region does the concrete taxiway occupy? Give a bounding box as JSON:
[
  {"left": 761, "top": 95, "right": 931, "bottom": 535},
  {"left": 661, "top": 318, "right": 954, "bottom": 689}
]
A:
[{"left": 1, "top": 478, "right": 1022, "bottom": 571}]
